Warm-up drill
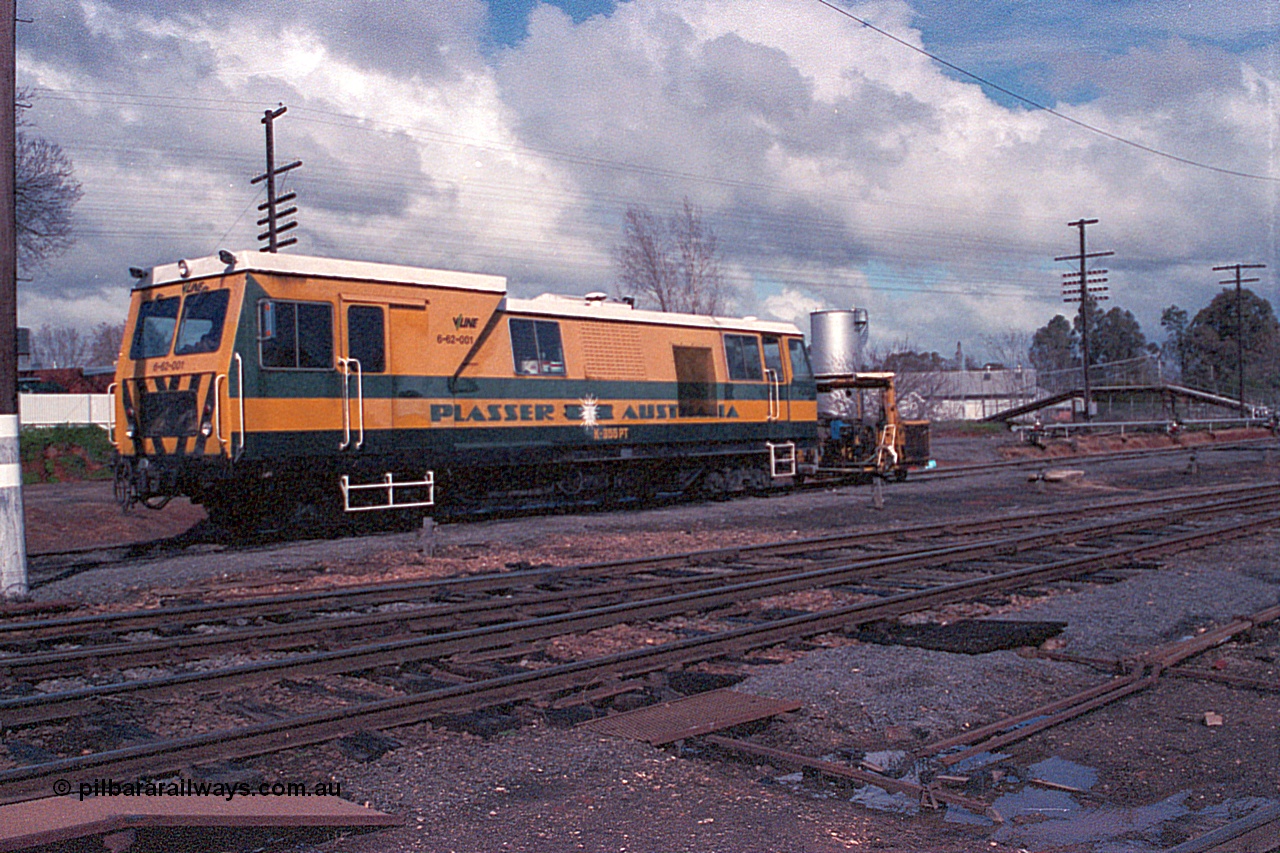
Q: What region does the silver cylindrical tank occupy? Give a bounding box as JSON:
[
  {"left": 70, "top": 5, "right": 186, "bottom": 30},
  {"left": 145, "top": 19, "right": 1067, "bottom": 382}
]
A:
[{"left": 809, "top": 308, "right": 868, "bottom": 378}]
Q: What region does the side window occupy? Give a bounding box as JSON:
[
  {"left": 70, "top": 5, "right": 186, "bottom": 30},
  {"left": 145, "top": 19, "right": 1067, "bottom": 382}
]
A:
[
  {"left": 347, "top": 305, "right": 385, "bottom": 373},
  {"left": 174, "top": 289, "right": 231, "bottom": 355},
  {"left": 509, "top": 318, "right": 565, "bottom": 376},
  {"left": 129, "top": 296, "right": 181, "bottom": 360},
  {"left": 788, "top": 338, "right": 813, "bottom": 380},
  {"left": 297, "top": 303, "right": 334, "bottom": 368},
  {"left": 724, "top": 334, "right": 763, "bottom": 381},
  {"left": 259, "top": 299, "right": 333, "bottom": 370},
  {"left": 762, "top": 336, "right": 784, "bottom": 379}
]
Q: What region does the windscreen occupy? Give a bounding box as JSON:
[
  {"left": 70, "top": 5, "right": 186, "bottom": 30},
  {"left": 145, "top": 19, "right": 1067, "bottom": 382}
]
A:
[
  {"left": 129, "top": 296, "right": 181, "bottom": 360},
  {"left": 174, "top": 289, "right": 231, "bottom": 355}
]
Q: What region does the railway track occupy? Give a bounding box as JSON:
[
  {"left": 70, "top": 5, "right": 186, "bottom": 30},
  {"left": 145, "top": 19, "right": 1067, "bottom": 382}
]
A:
[
  {"left": 23, "top": 436, "right": 1276, "bottom": 588},
  {"left": 3, "top": 481, "right": 1276, "bottom": 657},
  {"left": 1, "top": 484, "right": 1277, "bottom": 802},
  {"left": 9, "top": 479, "right": 1274, "bottom": 645}
]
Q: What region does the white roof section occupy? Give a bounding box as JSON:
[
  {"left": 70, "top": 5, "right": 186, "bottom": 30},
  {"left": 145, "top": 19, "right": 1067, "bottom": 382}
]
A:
[
  {"left": 506, "top": 293, "right": 802, "bottom": 336},
  {"left": 139, "top": 250, "right": 508, "bottom": 293},
  {"left": 136, "top": 251, "right": 800, "bottom": 335}
]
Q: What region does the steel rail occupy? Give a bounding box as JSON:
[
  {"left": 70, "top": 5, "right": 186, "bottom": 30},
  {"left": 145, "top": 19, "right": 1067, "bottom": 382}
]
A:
[
  {"left": 911, "top": 435, "right": 1278, "bottom": 482},
  {"left": 6, "top": 479, "right": 1275, "bottom": 643},
  {"left": 0, "top": 512, "right": 1274, "bottom": 803},
  {"left": 921, "top": 602, "right": 1280, "bottom": 766},
  {"left": 5, "top": 491, "right": 1278, "bottom": 723},
  {"left": 23, "top": 437, "right": 1276, "bottom": 584},
  {"left": 5, "top": 488, "right": 1279, "bottom": 682},
  {"left": 703, "top": 735, "right": 999, "bottom": 819}
]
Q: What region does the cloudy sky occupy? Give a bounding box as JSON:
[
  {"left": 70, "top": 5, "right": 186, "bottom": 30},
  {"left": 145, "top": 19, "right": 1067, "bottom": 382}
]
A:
[{"left": 14, "top": 0, "right": 1280, "bottom": 363}]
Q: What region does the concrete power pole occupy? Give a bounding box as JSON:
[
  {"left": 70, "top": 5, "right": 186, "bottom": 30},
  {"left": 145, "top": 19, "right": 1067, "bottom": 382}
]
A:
[{"left": 0, "top": 0, "right": 27, "bottom": 600}]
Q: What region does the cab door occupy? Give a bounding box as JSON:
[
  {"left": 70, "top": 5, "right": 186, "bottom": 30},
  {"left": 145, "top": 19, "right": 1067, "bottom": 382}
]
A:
[
  {"left": 337, "top": 300, "right": 389, "bottom": 451},
  {"left": 762, "top": 335, "right": 789, "bottom": 424}
]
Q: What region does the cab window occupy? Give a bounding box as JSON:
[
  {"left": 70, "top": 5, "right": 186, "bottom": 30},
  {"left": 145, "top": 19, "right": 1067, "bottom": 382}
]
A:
[
  {"left": 509, "top": 318, "right": 565, "bottom": 375},
  {"left": 762, "top": 335, "right": 784, "bottom": 379},
  {"left": 173, "top": 289, "right": 231, "bottom": 355},
  {"left": 724, "top": 334, "right": 763, "bottom": 381},
  {"left": 260, "top": 299, "right": 333, "bottom": 370},
  {"left": 129, "top": 296, "right": 181, "bottom": 360},
  {"left": 788, "top": 338, "right": 813, "bottom": 380}
]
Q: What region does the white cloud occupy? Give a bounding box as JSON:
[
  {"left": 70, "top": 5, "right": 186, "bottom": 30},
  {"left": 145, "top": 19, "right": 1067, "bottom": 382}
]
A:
[{"left": 12, "top": 0, "right": 1279, "bottom": 365}]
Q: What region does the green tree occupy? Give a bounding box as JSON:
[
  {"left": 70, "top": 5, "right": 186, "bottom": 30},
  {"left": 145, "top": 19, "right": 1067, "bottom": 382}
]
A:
[
  {"left": 879, "top": 350, "right": 948, "bottom": 373},
  {"left": 1029, "top": 314, "right": 1076, "bottom": 373},
  {"left": 1090, "top": 306, "right": 1146, "bottom": 364},
  {"left": 1182, "top": 288, "right": 1280, "bottom": 403},
  {"left": 1160, "top": 305, "right": 1189, "bottom": 379}
]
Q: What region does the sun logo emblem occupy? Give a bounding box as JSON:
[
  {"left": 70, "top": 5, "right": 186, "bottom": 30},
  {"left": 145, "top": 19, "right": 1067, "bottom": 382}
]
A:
[{"left": 579, "top": 395, "right": 599, "bottom": 429}]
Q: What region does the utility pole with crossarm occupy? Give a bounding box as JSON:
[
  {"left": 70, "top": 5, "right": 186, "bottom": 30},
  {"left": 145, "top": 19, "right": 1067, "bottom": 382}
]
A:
[
  {"left": 1212, "top": 262, "right": 1266, "bottom": 416},
  {"left": 1056, "top": 218, "right": 1113, "bottom": 422},
  {"left": 251, "top": 106, "right": 302, "bottom": 253}
]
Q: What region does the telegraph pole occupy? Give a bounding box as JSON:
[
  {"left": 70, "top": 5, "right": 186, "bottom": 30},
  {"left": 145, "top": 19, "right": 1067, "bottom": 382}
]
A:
[
  {"left": 1056, "top": 218, "right": 1112, "bottom": 422},
  {"left": 250, "top": 106, "right": 301, "bottom": 253},
  {"left": 0, "top": 0, "right": 27, "bottom": 599},
  {"left": 1213, "top": 262, "right": 1265, "bottom": 416}
]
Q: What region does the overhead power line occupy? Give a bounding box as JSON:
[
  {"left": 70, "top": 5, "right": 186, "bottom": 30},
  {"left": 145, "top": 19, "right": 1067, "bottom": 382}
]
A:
[{"left": 812, "top": 0, "right": 1280, "bottom": 183}]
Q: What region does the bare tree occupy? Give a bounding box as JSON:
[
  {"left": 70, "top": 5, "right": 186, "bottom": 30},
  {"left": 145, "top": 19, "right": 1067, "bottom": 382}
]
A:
[
  {"left": 981, "top": 330, "right": 1030, "bottom": 369},
  {"left": 15, "top": 89, "right": 83, "bottom": 273},
  {"left": 32, "top": 324, "right": 89, "bottom": 368},
  {"left": 866, "top": 339, "right": 952, "bottom": 420},
  {"left": 88, "top": 321, "right": 125, "bottom": 366},
  {"left": 615, "top": 198, "right": 723, "bottom": 314}
]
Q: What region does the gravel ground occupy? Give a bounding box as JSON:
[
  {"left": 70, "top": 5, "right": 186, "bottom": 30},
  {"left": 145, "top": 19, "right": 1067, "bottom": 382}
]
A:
[
  {"left": 1011, "top": 536, "right": 1280, "bottom": 657},
  {"left": 11, "top": 431, "right": 1280, "bottom": 852}
]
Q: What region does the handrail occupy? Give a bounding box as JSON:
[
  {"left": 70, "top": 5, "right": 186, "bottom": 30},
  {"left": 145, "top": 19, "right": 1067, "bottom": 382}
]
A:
[
  {"left": 765, "top": 369, "right": 779, "bottom": 422},
  {"left": 105, "top": 382, "right": 118, "bottom": 449},
  {"left": 876, "top": 422, "right": 898, "bottom": 471},
  {"left": 338, "top": 358, "right": 351, "bottom": 450},
  {"left": 233, "top": 353, "right": 245, "bottom": 460},
  {"left": 338, "top": 357, "right": 365, "bottom": 450},
  {"left": 352, "top": 357, "right": 364, "bottom": 450},
  {"left": 212, "top": 374, "right": 226, "bottom": 449}
]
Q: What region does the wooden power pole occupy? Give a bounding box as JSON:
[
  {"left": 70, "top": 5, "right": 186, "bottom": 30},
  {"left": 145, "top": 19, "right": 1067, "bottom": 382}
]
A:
[
  {"left": 1213, "top": 262, "right": 1265, "bottom": 416},
  {"left": 0, "top": 0, "right": 27, "bottom": 599},
  {"left": 1056, "top": 219, "right": 1112, "bottom": 423}
]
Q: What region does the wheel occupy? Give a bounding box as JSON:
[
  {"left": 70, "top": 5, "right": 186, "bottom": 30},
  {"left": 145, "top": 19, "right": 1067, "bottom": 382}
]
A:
[{"left": 113, "top": 460, "right": 135, "bottom": 512}]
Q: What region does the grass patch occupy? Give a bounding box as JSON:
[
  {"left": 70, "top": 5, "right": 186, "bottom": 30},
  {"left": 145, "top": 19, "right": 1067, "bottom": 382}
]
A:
[
  {"left": 931, "top": 420, "right": 1010, "bottom": 437},
  {"left": 19, "top": 425, "right": 114, "bottom": 484}
]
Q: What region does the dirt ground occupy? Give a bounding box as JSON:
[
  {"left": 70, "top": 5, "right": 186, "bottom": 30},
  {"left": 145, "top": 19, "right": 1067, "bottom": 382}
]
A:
[{"left": 9, "top": 429, "right": 1280, "bottom": 852}]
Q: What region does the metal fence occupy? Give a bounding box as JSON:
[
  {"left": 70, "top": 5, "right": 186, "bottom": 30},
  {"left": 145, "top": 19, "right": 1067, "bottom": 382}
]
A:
[
  {"left": 19, "top": 394, "right": 114, "bottom": 428},
  {"left": 1036, "top": 354, "right": 1162, "bottom": 395}
]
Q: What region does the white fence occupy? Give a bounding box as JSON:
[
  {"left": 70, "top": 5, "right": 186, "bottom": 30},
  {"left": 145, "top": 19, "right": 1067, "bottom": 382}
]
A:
[{"left": 19, "top": 394, "right": 114, "bottom": 428}]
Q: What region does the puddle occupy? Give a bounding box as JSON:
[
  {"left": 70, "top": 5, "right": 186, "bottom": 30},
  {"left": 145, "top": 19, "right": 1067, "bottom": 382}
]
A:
[
  {"left": 850, "top": 784, "right": 919, "bottom": 815},
  {"left": 992, "top": 792, "right": 1280, "bottom": 850},
  {"left": 995, "top": 791, "right": 1190, "bottom": 849},
  {"left": 944, "top": 750, "right": 1011, "bottom": 773},
  {"left": 771, "top": 742, "right": 1277, "bottom": 850},
  {"left": 1026, "top": 756, "right": 1097, "bottom": 792}
]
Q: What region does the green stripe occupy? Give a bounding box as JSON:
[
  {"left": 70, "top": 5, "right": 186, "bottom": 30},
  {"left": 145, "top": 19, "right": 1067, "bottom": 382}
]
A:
[{"left": 238, "top": 421, "right": 815, "bottom": 462}]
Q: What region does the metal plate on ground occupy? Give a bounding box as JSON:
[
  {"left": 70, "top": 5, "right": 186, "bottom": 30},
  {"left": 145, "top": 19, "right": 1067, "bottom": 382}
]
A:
[
  {"left": 849, "top": 619, "right": 1067, "bottom": 654},
  {"left": 581, "top": 689, "right": 801, "bottom": 745},
  {"left": 0, "top": 794, "right": 399, "bottom": 851}
]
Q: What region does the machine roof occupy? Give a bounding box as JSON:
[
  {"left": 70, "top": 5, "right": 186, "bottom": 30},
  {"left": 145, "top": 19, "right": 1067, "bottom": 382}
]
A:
[
  {"left": 506, "top": 293, "right": 802, "bottom": 335},
  {"left": 137, "top": 250, "right": 508, "bottom": 293}
]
